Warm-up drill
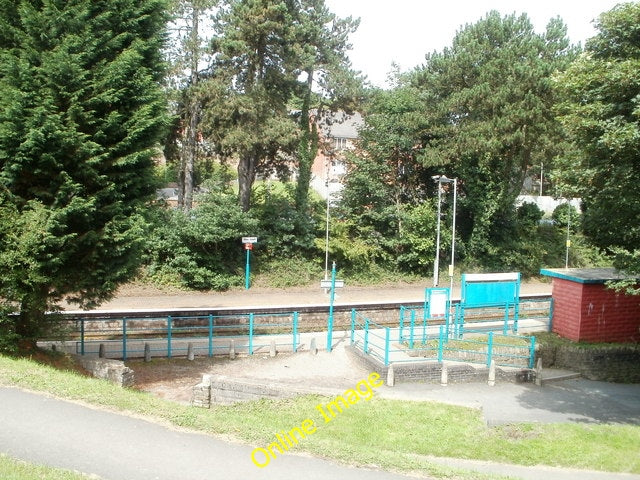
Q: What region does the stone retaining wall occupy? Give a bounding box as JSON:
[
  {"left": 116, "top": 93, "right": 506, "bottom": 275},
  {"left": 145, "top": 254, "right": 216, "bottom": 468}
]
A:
[
  {"left": 192, "top": 374, "right": 345, "bottom": 407},
  {"left": 73, "top": 355, "right": 134, "bottom": 387},
  {"left": 536, "top": 343, "right": 640, "bottom": 383}
]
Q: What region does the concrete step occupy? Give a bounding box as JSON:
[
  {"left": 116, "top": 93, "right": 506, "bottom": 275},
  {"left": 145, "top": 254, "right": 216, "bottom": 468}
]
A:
[{"left": 539, "top": 369, "right": 581, "bottom": 385}]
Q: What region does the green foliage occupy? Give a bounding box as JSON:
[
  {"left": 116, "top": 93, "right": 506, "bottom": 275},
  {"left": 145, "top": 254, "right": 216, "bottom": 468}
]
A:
[
  {"left": 253, "top": 256, "right": 322, "bottom": 288},
  {"left": 553, "top": 3, "right": 640, "bottom": 269},
  {"left": 319, "top": 219, "right": 383, "bottom": 274},
  {"left": 144, "top": 189, "right": 258, "bottom": 290},
  {"left": 551, "top": 203, "right": 580, "bottom": 231},
  {"left": 0, "top": 0, "right": 169, "bottom": 338},
  {"left": 410, "top": 12, "right": 576, "bottom": 263},
  {"left": 251, "top": 182, "right": 322, "bottom": 259},
  {"left": 395, "top": 202, "right": 438, "bottom": 274}
]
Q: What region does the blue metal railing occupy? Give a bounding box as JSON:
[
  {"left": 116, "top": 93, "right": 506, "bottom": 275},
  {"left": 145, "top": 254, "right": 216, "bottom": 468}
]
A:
[
  {"left": 74, "top": 312, "right": 300, "bottom": 360},
  {"left": 351, "top": 309, "right": 540, "bottom": 368}
]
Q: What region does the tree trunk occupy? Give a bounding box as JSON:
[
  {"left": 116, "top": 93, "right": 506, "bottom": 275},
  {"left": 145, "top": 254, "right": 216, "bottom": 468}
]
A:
[
  {"left": 295, "top": 70, "right": 317, "bottom": 214},
  {"left": 178, "top": 3, "right": 201, "bottom": 212},
  {"left": 16, "top": 286, "right": 49, "bottom": 342},
  {"left": 181, "top": 97, "right": 199, "bottom": 211},
  {"left": 238, "top": 152, "right": 257, "bottom": 212}
]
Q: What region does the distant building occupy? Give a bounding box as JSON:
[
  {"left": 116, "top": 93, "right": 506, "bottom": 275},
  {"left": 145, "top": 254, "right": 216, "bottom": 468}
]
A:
[{"left": 309, "top": 110, "right": 364, "bottom": 200}]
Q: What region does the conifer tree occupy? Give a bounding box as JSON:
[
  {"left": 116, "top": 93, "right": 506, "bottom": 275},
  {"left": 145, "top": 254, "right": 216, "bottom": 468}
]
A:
[{"left": 0, "top": 0, "right": 169, "bottom": 340}]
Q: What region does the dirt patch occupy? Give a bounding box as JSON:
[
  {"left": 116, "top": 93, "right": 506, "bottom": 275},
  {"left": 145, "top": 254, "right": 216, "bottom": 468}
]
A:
[{"left": 128, "top": 343, "right": 371, "bottom": 405}]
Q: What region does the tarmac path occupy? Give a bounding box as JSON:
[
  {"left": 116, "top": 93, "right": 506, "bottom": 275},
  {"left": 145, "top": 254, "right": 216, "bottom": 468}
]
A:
[{"left": 0, "top": 386, "right": 420, "bottom": 480}]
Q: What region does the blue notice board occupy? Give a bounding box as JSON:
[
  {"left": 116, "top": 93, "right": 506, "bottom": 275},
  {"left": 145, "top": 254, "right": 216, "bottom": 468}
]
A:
[{"left": 461, "top": 272, "right": 520, "bottom": 306}]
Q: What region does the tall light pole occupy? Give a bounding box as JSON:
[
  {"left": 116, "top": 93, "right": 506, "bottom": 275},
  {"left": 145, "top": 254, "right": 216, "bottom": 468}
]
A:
[
  {"left": 324, "top": 150, "right": 333, "bottom": 286},
  {"left": 565, "top": 200, "right": 571, "bottom": 269},
  {"left": 432, "top": 175, "right": 454, "bottom": 287},
  {"left": 449, "top": 178, "right": 457, "bottom": 293}
]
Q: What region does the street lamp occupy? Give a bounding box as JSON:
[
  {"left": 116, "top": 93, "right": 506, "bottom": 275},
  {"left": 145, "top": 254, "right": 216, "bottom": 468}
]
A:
[
  {"left": 324, "top": 150, "right": 334, "bottom": 285},
  {"left": 432, "top": 175, "right": 456, "bottom": 287}
]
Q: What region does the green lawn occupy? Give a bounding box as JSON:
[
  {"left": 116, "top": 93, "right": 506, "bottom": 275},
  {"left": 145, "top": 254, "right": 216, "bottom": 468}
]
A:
[
  {"left": 0, "top": 454, "right": 91, "bottom": 480},
  {"left": 1, "top": 353, "right": 639, "bottom": 479}
]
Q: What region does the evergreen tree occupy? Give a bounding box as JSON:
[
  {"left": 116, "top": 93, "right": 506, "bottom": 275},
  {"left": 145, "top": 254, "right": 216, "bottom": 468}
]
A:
[
  {"left": 166, "top": 0, "right": 218, "bottom": 212},
  {"left": 553, "top": 3, "right": 640, "bottom": 272},
  {"left": 205, "top": 0, "right": 299, "bottom": 212},
  {"left": 291, "top": 0, "right": 360, "bottom": 216},
  {"left": 413, "top": 12, "right": 575, "bottom": 261},
  {"left": 0, "top": 0, "right": 169, "bottom": 340}
]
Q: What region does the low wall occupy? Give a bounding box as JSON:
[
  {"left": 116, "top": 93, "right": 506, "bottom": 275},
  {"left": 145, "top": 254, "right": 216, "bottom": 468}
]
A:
[
  {"left": 536, "top": 343, "right": 640, "bottom": 383},
  {"left": 73, "top": 355, "right": 134, "bottom": 387},
  {"left": 192, "top": 374, "right": 346, "bottom": 407}
]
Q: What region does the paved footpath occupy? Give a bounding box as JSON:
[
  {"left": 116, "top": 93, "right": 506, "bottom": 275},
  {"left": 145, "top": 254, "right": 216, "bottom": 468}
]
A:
[
  {"left": 0, "top": 386, "right": 417, "bottom": 480},
  {"left": 2, "top": 385, "right": 639, "bottom": 480}
]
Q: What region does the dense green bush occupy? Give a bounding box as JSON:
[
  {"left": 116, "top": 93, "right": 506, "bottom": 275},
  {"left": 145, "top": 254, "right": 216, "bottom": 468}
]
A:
[
  {"left": 251, "top": 183, "right": 322, "bottom": 259},
  {"left": 143, "top": 189, "right": 258, "bottom": 290}
]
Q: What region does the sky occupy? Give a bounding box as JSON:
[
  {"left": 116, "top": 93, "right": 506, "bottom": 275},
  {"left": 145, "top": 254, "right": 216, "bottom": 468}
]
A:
[{"left": 323, "top": 0, "right": 624, "bottom": 88}]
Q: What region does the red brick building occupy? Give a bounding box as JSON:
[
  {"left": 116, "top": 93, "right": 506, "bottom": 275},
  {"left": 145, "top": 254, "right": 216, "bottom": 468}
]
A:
[{"left": 540, "top": 268, "right": 640, "bottom": 343}]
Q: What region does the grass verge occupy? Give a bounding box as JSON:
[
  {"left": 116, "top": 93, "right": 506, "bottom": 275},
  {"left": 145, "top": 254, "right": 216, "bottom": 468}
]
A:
[
  {"left": 1, "top": 354, "right": 639, "bottom": 478},
  {"left": 0, "top": 454, "right": 92, "bottom": 480}
]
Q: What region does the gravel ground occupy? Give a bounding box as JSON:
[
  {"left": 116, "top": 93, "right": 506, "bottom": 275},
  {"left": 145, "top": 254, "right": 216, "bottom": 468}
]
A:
[{"left": 129, "top": 338, "right": 370, "bottom": 404}]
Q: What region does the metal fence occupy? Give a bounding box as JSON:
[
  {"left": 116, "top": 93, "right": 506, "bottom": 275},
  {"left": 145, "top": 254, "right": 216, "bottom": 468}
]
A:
[
  {"left": 71, "top": 312, "right": 300, "bottom": 360},
  {"left": 351, "top": 303, "right": 542, "bottom": 368},
  {"left": 398, "top": 296, "right": 551, "bottom": 342}
]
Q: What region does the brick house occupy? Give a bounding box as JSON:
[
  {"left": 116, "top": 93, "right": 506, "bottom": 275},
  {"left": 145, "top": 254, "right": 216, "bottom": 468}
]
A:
[{"left": 308, "top": 110, "right": 364, "bottom": 200}]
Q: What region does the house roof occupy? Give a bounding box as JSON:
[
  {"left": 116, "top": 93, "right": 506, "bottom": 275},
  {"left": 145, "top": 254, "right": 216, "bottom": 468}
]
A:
[
  {"left": 540, "top": 267, "right": 639, "bottom": 284},
  {"left": 315, "top": 110, "right": 364, "bottom": 139}
]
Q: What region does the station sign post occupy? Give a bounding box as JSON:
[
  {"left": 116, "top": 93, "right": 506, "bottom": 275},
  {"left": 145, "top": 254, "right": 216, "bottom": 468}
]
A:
[{"left": 242, "top": 236, "right": 258, "bottom": 289}]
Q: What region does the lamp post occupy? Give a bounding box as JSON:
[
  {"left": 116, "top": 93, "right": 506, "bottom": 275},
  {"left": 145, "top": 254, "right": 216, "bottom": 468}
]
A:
[
  {"left": 431, "top": 175, "right": 458, "bottom": 287},
  {"left": 565, "top": 200, "right": 571, "bottom": 269},
  {"left": 449, "top": 178, "right": 457, "bottom": 293},
  {"left": 324, "top": 150, "right": 334, "bottom": 288}
]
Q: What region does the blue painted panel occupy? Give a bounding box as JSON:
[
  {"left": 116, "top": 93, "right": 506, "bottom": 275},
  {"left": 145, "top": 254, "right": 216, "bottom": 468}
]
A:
[{"left": 461, "top": 273, "right": 520, "bottom": 306}]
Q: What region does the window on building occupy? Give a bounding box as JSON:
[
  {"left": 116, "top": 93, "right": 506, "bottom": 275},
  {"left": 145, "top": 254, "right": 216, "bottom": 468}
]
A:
[{"left": 333, "top": 137, "right": 348, "bottom": 151}]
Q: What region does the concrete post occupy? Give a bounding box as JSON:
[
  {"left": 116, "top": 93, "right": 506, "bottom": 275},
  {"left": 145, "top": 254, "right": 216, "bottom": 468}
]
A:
[
  {"left": 229, "top": 339, "right": 236, "bottom": 360},
  {"left": 187, "top": 342, "right": 195, "bottom": 361},
  {"left": 488, "top": 359, "right": 496, "bottom": 386},
  {"left": 269, "top": 340, "right": 276, "bottom": 357},
  {"left": 535, "top": 357, "right": 543, "bottom": 386},
  {"left": 440, "top": 364, "right": 448, "bottom": 386},
  {"left": 309, "top": 337, "right": 318, "bottom": 355},
  {"left": 144, "top": 343, "right": 151, "bottom": 362},
  {"left": 386, "top": 364, "right": 395, "bottom": 387},
  {"left": 98, "top": 343, "right": 105, "bottom": 359}
]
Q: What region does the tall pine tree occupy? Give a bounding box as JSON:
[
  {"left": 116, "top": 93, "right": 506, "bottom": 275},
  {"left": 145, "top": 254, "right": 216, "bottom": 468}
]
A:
[{"left": 0, "top": 0, "right": 169, "bottom": 340}]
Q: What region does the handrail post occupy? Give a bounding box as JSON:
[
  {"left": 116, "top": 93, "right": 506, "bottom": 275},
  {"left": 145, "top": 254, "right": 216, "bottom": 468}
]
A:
[
  {"left": 350, "top": 309, "right": 356, "bottom": 344},
  {"left": 364, "top": 318, "right": 369, "bottom": 354},
  {"left": 384, "top": 327, "right": 390, "bottom": 366},
  {"left": 529, "top": 335, "right": 536, "bottom": 368},
  {"left": 122, "top": 318, "right": 127, "bottom": 361},
  {"left": 503, "top": 303, "right": 509, "bottom": 335},
  {"left": 409, "top": 310, "right": 415, "bottom": 349},
  {"left": 249, "top": 313, "right": 254, "bottom": 355},
  {"left": 80, "top": 319, "right": 85, "bottom": 356},
  {"left": 208, "top": 314, "right": 213, "bottom": 357},
  {"left": 487, "top": 331, "right": 494, "bottom": 367},
  {"left": 167, "top": 316, "right": 172, "bottom": 359},
  {"left": 293, "top": 312, "right": 298, "bottom": 353}
]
